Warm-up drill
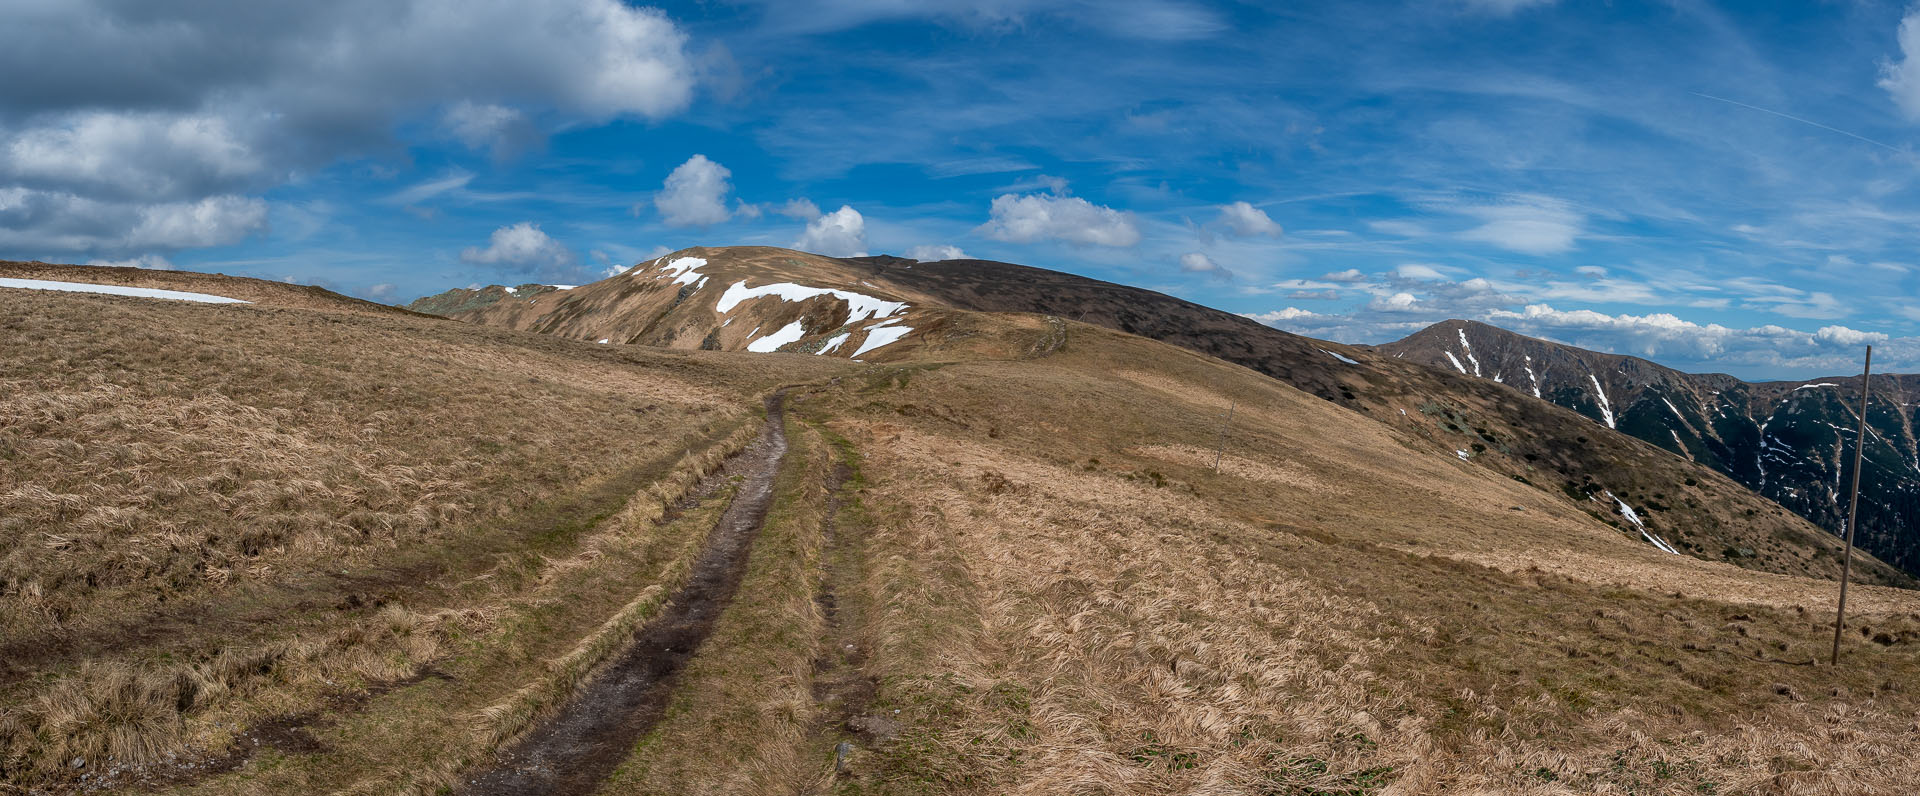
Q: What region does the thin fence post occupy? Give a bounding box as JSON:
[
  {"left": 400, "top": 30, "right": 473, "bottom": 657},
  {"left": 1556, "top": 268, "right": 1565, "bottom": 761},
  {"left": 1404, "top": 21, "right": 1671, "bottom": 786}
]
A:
[
  {"left": 1832, "top": 345, "right": 1872, "bottom": 666},
  {"left": 1212, "top": 401, "right": 1236, "bottom": 472}
]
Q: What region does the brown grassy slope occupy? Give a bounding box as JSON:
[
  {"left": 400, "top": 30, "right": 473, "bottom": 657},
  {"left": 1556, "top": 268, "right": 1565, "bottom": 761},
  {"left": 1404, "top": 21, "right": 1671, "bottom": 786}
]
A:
[
  {"left": 0, "top": 287, "right": 850, "bottom": 784},
  {"left": 423, "top": 246, "right": 1908, "bottom": 588},
  {"left": 0, "top": 260, "right": 423, "bottom": 318},
  {"left": 853, "top": 254, "right": 1910, "bottom": 588},
  {"left": 787, "top": 322, "right": 1920, "bottom": 794}
]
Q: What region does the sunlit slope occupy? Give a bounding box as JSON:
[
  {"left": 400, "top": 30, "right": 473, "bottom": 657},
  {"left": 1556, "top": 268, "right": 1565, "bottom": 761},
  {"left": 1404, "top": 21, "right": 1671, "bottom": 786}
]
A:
[
  {"left": 0, "top": 260, "right": 424, "bottom": 318},
  {"left": 424, "top": 246, "right": 1909, "bottom": 588},
  {"left": 790, "top": 321, "right": 1920, "bottom": 793},
  {"left": 410, "top": 246, "right": 997, "bottom": 363},
  {"left": 0, "top": 284, "right": 851, "bottom": 784}
]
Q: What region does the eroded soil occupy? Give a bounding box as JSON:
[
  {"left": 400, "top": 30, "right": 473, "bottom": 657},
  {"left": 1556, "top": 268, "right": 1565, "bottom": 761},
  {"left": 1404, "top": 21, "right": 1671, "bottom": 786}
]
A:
[{"left": 456, "top": 391, "right": 792, "bottom": 796}]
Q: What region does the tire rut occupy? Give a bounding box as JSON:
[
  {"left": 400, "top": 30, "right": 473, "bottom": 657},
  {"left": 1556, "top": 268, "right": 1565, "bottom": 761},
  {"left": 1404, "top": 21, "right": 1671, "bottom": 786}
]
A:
[{"left": 457, "top": 390, "right": 792, "bottom": 796}]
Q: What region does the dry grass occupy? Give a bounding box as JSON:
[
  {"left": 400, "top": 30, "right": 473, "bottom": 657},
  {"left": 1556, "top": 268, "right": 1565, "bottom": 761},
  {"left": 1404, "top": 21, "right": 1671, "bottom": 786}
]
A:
[
  {"left": 597, "top": 421, "right": 836, "bottom": 795},
  {"left": 787, "top": 326, "right": 1920, "bottom": 794},
  {"left": 15, "top": 274, "right": 1920, "bottom": 793},
  {"left": 0, "top": 288, "right": 843, "bottom": 786}
]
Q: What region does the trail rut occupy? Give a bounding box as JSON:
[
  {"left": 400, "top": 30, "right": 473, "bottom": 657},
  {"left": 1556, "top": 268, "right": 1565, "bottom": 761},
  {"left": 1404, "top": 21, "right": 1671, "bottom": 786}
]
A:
[{"left": 457, "top": 391, "right": 792, "bottom": 795}]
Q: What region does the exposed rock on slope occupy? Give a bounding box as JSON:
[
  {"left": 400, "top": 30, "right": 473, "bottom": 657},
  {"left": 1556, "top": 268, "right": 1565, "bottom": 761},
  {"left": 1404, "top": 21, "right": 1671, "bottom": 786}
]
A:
[{"left": 1381, "top": 319, "right": 1920, "bottom": 577}]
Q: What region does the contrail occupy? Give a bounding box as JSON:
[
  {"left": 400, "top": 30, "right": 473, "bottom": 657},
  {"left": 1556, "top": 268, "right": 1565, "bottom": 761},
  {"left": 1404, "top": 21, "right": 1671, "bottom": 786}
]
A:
[{"left": 1690, "top": 91, "right": 1906, "bottom": 154}]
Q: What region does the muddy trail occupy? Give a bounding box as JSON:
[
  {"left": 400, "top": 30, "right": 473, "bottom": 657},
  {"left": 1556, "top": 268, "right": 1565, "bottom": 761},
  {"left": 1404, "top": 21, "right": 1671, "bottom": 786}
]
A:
[{"left": 457, "top": 390, "right": 792, "bottom": 796}]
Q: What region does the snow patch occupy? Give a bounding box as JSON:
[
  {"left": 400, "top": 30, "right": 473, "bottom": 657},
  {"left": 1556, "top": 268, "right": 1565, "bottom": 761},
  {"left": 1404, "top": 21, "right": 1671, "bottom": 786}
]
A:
[
  {"left": 1456, "top": 449, "right": 1471, "bottom": 460},
  {"left": 1794, "top": 382, "right": 1839, "bottom": 391},
  {"left": 716, "top": 280, "right": 907, "bottom": 322},
  {"left": 1608, "top": 491, "right": 1680, "bottom": 555},
  {"left": 746, "top": 320, "right": 808, "bottom": 353},
  {"left": 1444, "top": 351, "right": 1468, "bottom": 374},
  {"left": 817, "top": 332, "right": 851, "bottom": 355},
  {"left": 1524, "top": 356, "right": 1541, "bottom": 399},
  {"left": 1661, "top": 397, "right": 1683, "bottom": 418},
  {"left": 1457, "top": 329, "right": 1481, "bottom": 377},
  {"left": 1321, "top": 348, "right": 1359, "bottom": 365},
  {"left": 1588, "top": 374, "right": 1617, "bottom": 429},
  {"left": 850, "top": 322, "right": 913, "bottom": 358},
  {"left": 0, "top": 277, "right": 249, "bottom": 304}
]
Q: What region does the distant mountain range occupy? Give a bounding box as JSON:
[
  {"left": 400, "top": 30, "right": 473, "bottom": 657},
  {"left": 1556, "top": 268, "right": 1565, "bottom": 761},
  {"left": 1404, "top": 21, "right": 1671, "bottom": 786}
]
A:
[{"left": 1380, "top": 320, "right": 1920, "bottom": 576}]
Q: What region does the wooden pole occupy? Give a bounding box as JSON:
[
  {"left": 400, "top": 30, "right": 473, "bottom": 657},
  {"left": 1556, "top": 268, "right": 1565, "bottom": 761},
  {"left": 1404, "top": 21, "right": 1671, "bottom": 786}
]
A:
[
  {"left": 1211, "top": 401, "right": 1237, "bottom": 472},
  {"left": 1832, "top": 345, "right": 1872, "bottom": 666}
]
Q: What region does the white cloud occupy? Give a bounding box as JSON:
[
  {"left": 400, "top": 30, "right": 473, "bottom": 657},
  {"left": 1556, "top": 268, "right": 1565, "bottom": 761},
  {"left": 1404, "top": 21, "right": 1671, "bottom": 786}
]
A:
[
  {"left": 977, "top": 192, "right": 1141, "bottom": 247},
  {"left": 1321, "top": 268, "right": 1367, "bottom": 283},
  {"left": 775, "top": 198, "right": 822, "bottom": 220},
  {"left": 1242, "top": 307, "right": 1320, "bottom": 323},
  {"left": 1374, "top": 292, "right": 1420, "bottom": 311},
  {"left": 1575, "top": 265, "right": 1607, "bottom": 278},
  {"left": 1179, "top": 251, "right": 1232, "bottom": 279},
  {"left": 1883, "top": 9, "right": 1920, "bottom": 120},
  {"left": 794, "top": 205, "right": 868, "bottom": 257},
  {"left": 652, "top": 154, "right": 735, "bottom": 227},
  {"left": 905, "top": 244, "right": 969, "bottom": 261},
  {"left": 4, "top": 111, "right": 264, "bottom": 202},
  {"left": 86, "top": 254, "right": 174, "bottom": 270},
  {"left": 1217, "top": 201, "right": 1283, "bottom": 237},
  {"left": 443, "top": 102, "right": 534, "bottom": 156},
  {"left": 1451, "top": 194, "right": 1583, "bottom": 255},
  {"left": 1814, "top": 325, "right": 1888, "bottom": 347},
  {"left": 1395, "top": 263, "right": 1447, "bottom": 280},
  {"left": 386, "top": 171, "right": 474, "bottom": 206},
  {"left": 461, "top": 222, "right": 574, "bottom": 270},
  {"left": 0, "top": 0, "right": 696, "bottom": 255}
]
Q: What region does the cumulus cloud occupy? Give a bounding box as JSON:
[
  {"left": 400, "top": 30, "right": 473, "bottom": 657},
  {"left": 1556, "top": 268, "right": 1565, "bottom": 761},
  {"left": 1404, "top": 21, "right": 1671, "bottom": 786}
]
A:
[
  {"left": 1242, "top": 307, "right": 1320, "bottom": 323},
  {"left": 1883, "top": 9, "right": 1920, "bottom": 119},
  {"left": 1372, "top": 291, "right": 1421, "bottom": 311},
  {"left": 775, "top": 198, "right": 822, "bottom": 220},
  {"left": 1217, "top": 201, "right": 1282, "bottom": 238},
  {"left": 1395, "top": 263, "right": 1447, "bottom": 280},
  {"left": 1814, "top": 325, "right": 1888, "bottom": 347},
  {"left": 443, "top": 102, "right": 536, "bottom": 157},
  {"left": 652, "top": 154, "right": 735, "bottom": 227},
  {"left": 1484, "top": 304, "right": 1908, "bottom": 373},
  {"left": 905, "top": 244, "right": 969, "bottom": 261},
  {"left": 794, "top": 205, "right": 868, "bottom": 257},
  {"left": 1321, "top": 268, "right": 1367, "bottom": 283},
  {"left": 0, "top": 0, "right": 696, "bottom": 256},
  {"left": 1449, "top": 194, "right": 1584, "bottom": 255},
  {"left": 977, "top": 192, "right": 1141, "bottom": 247},
  {"left": 461, "top": 222, "right": 574, "bottom": 271},
  {"left": 1179, "top": 252, "right": 1232, "bottom": 279}
]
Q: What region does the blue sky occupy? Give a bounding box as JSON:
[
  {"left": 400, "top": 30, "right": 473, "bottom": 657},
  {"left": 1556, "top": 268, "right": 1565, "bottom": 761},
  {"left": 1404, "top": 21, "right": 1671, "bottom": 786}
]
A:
[{"left": 7, "top": 1, "right": 1920, "bottom": 378}]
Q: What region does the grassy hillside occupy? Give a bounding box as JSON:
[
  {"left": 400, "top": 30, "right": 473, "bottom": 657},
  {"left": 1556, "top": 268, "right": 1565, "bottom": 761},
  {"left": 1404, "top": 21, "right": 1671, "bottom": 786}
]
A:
[
  {"left": 0, "top": 285, "right": 846, "bottom": 787},
  {"left": 10, "top": 265, "right": 1920, "bottom": 793}
]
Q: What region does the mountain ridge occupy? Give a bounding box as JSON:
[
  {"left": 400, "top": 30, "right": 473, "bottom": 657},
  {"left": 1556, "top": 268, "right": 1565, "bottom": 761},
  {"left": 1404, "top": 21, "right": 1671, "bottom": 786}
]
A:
[
  {"left": 1380, "top": 318, "right": 1920, "bottom": 576},
  {"left": 412, "top": 245, "right": 1914, "bottom": 587}
]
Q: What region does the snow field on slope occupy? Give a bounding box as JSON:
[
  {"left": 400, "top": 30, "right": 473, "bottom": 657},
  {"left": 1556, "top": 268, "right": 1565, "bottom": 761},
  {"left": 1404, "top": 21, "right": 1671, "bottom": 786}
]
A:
[{"left": 0, "top": 277, "right": 249, "bottom": 304}]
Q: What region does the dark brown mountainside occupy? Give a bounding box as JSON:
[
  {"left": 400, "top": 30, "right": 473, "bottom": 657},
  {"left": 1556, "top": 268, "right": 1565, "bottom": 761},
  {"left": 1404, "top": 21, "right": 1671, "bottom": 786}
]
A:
[{"left": 1381, "top": 319, "right": 1920, "bottom": 577}]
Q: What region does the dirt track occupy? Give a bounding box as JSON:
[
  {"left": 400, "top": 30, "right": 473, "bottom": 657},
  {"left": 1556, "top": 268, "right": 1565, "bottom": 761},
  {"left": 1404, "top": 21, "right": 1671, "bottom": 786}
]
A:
[{"left": 457, "top": 391, "right": 792, "bottom": 795}]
